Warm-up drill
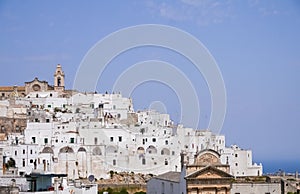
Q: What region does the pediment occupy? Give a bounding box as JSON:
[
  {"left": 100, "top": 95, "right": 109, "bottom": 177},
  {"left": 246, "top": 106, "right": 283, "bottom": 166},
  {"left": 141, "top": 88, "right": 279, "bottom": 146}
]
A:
[{"left": 186, "top": 166, "right": 232, "bottom": 179}]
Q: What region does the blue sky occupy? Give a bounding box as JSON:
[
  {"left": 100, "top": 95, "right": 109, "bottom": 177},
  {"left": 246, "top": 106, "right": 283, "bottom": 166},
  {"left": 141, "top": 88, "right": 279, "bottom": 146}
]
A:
[{"left": 1, "top": 1, "right": 300, "bottom": 172}]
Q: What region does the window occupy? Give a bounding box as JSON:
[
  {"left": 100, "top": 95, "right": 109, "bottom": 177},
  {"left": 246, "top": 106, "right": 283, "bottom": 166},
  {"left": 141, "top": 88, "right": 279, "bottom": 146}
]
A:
[
  {"left": 15, "top": 151, "right": 17, "bottom": 156},
  {"left": 235, "top": 163, "right": 238, "bottom": 166},
  {"left": 22, "top": 159, "right": 25, "bottom": 167},
  {"left": 32, "top": 137, "right": 36, "bottom": 143},
  {"left": 113, "top": 159, "right": 116, "bottom": 166},
  {"left": 118, "top": 136, "right": 122, "bottom": 142},
  {"left": 162, "top": 182, "right": 165, "bottom": 194},
  {"left": 142, "top": 158, "right": 146, "bottom": 165},
  {"left": 30, "top": 150, "right": 33, "bottom": 154},
  {"left": 165, "top": 140, "right": 168, "bottom": 145},
  {"left": 48, "top": 104, "right": 51, "bottom": 108},
  {"left": 165, "top": 160, "right": 168, "bottom": 165},
  {"left": 44, "top": 138, "right": 48, "bottom": 144},
  {"left": 46, "top": 119, "right": 50, "bottom": 123},
  {"left": 113, "top": 105, "right": 116, "bottom": 110},
  {"left": 152, "top": 138, "right": 156, "bottom": 142},
  {"left": 172, "top": 151, "right": 175, "bottom": 155},
  {"left": 170, "top": 183, "right": 174, "bottom": 193},
  {"left": 110, "top": 137, "right": 114, "bottom": 142},
  {"left": 30, "top": 159, "right": 33, "bottom": 163},
  {"left": 70, "top": 138, "right": 75, "bottom": 143},
  {"left": 23, "top": 149, "right": 25, "bottom": 154},
  {"left": 49, "top": 93, "right": 52, "bottom": 97},
  {"left": 94, "top": 137, "right": 98, "bottom": 145},
  {"left": 235, "top": 154, "right": 238, "bottom": 157}
]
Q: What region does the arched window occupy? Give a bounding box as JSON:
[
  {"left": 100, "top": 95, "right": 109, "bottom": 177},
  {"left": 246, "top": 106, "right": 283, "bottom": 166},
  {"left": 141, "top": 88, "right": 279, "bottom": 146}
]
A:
[{"left": 57, "top": 77, "right": 61, "bottom": 86}]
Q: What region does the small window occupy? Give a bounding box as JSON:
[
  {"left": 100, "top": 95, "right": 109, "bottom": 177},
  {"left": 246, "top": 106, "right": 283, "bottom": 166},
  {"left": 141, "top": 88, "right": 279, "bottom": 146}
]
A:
[
  {"left": 94, "top": 137, "right": 98, "bottom": 145},
  {"left": 142, "top": 158, "right": 146, "bottom": 165},
  {"left": 118, "top": 136, "right": 122, "bottom": 142},
  {"left": 113, "top": 105, "right": 116, "bottom": 110},
  {"left": 113, "top": 159, "right": 116, "bottom": 166},
  {"left": 44, "top": 138, "right": 48, "bottom": 144},
  {"left": 165, "top": 160, "right": 168, "bottom": 165},
  {"left": 70, "top": 138, "right": 75, "bottom": 143},
  {"left": 23, "top": 149, "right": 25, "bottom": 154},
  {"left": 165, "top": 140, "right": 168, "bottom": 145},
  {"left": 49, "top": 93, "right": 52, "bottom": 97},
  {"left": 48, "top": 104, "right": 51, "bottom": 108},
  {"left": 152, "top": 138, "right": 156, "bottom": 142},
  {"left": 15, "top": 151, "right": 17, "bottom": 156},
  {"left": 30, "top": 159, "right": 33, "bottom": 163},
  {"left": 46, "top": 119, "right": 50, "bottom": 123},
  {"left": 172, "top": 151, "right": 175, "bottom": 155},
  {"left": 235, "top": 163, "right": 238, "bottom": 166},
  {"left": 110, "top": 137, "right": 114, "bottom": 142},
  {"left": 32, "top": 137, "right": 36, "bottom": 143},
  {"left": 30, "top": 150, "right": 33, "bottom": 154},
  {"left": 235, "top": 154, "right": 238, "bottom": 157},
  {"left": 22, "top": 159, "right": 25, "bottom": 167}
]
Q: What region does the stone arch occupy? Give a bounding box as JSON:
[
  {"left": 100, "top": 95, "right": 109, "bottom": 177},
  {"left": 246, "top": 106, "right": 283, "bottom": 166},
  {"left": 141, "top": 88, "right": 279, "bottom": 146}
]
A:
[
  {"left": 161, "top": 148, "right": 170, "bottom": 155},
  {"left": 146, "top": 145, "right": 157, "bottom": 154},
  {"left": 59, "top": 146, "right": 74, "bottom": 153},
  {"left": 106, "top": 145, "right": 117, "bottom": 154},
  {"left": 41, "top": 147, "right": 54, "bottom": 154},
  {"left": 195, "top": 149, "right": 221, "bottom": 165},
  {"left": 78, "top": 147, "right": 86, "bottom": 152},
  {"left": 137, "top": 147, "right": 145, "bottom": 154},
  {"left": 92, "top": 147, "right": 102, "bottom": 155}
]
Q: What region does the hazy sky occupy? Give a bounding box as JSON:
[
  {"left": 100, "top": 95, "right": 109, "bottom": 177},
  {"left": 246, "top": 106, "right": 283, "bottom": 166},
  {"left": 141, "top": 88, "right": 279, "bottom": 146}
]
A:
[{"left": 1, "top": 1, "right": 300, "bottom": 172}]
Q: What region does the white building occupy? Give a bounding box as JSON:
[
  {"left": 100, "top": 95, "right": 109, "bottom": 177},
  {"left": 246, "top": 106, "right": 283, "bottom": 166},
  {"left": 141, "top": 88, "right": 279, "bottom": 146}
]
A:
[{"left": 0, "top": 65, "right": 263, "bottom": 181}]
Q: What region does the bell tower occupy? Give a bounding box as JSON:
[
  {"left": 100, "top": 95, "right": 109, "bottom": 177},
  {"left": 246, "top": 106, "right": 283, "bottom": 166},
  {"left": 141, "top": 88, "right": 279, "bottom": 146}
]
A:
[{"left": 54, "top": 64, "right": 65, "bottom": 92}]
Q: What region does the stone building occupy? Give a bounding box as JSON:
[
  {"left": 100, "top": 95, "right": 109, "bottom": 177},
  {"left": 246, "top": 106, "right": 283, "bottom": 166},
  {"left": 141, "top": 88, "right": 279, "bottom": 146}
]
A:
[
  {"left": 0, "top": 64, "right": 65, "bottom": 100},
  {"left": 185, "top": 149, "right": 233, "bottom": 194}
]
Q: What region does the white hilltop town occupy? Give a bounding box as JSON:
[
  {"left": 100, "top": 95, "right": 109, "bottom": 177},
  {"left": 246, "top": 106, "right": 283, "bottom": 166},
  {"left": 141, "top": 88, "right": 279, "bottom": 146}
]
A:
[{"left": 1, "top": 64, "right": 298, "bottom": 194}]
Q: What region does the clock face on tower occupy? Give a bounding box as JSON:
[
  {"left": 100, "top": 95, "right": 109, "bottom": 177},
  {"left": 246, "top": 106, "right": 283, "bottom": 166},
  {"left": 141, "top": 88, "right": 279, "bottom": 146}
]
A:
[{"left": 32, "top": 84, "right": 41, "bottom": 91}]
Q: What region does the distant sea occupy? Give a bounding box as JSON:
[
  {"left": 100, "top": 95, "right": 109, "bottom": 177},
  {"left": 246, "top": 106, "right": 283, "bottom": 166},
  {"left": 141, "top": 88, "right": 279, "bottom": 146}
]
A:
[{"left": 260, "top": 160, "right": 300, "bottom": 174}]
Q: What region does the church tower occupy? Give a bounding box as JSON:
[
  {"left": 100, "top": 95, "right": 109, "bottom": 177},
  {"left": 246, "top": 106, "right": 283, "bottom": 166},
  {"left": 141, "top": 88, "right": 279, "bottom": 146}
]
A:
[{"left": 54, "top": 64, "right": 65, "bottom": 92}]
